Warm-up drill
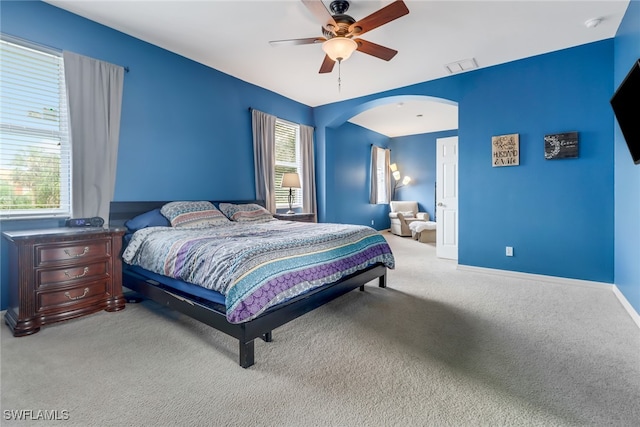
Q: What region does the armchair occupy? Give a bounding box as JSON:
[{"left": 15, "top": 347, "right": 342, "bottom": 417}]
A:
[{"left": 389, "top": 201, "right": 430, "bottom": 237}]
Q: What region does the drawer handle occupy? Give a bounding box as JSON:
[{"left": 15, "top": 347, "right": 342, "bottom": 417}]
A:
[
  {"left": 64, "top": 267, "right": 89, "bottom": 279},
  {"left": 64, "top": 288, "right": 89, "bottom": 301},
  {"left": 64, "top": 246, "right": 89, "bottom": 258}
]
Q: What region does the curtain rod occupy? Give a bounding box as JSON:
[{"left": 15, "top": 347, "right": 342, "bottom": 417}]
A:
[
  {"left": 248, "top": 107, "right": 316, "bottom": 129},
  {"left": 1, "top": 34, "right": 129, "bottom": 72}
]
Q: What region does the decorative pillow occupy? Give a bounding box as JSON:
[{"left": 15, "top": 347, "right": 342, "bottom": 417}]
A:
[
  {"left": 218, "top": 203, "right": 275, "bottom": 223},
  {"left": 400, "top": 211, "right": 415, "bottom": 219},
  {"left": 124, "top": 208, "right": 171, "bottom": 232},
  {"left": 160, "top": 201, "right": 230, "bottom": 228}
]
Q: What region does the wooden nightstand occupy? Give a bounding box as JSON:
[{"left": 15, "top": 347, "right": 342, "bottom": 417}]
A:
[
  {"left": 2, "top": 227, "right": 126, "bottom": 337},
  {"left": 273, "top": 213, "right": 316, "bottom": 223}
]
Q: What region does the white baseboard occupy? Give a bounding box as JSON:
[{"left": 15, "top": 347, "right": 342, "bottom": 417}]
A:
[
  {"left": 612, "top": 285, "right": 640, "bottom": 329},
  {"left": 457, "top": 265, "right": 612, "bottom": 288},
  {"left": 457, "top": 265, "right": 640, "bottom": 329}
]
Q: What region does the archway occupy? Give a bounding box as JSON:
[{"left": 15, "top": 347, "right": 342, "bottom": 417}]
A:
[{"left": 314, "top": 94, "right": 458, "bottom": 226}]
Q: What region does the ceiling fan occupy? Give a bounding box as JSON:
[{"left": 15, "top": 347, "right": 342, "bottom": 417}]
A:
[{"left": 269, "top": 0, "right": 410, "bottom": 74}]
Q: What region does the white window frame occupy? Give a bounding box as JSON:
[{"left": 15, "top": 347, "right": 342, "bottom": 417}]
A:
[
  {"left": 274, "top": 119, "right": 303, "bottom": 209},
  {"left": 0, "top": 35, "right": 71, "bottom": 219}
]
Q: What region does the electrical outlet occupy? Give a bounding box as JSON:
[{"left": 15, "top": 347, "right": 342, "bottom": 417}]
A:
[
  {"left": 506, "top": 246, "right": 513, "bottom": 257},
  {"left": 371, "top": 220, "right": 375, "bottom": 226}
]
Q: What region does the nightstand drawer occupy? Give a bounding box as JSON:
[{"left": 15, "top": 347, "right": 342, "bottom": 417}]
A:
[
  {"left": 37, "top": 261, "right": 111, "bottom": 288},
  {"left": 36, "top": 280, "right": 109, "bottom": 313},
  {"left": 36, "top": 239, "right": 111, "bottom": 266}
]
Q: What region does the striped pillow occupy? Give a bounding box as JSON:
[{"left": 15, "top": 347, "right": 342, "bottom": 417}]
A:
[
  {"left": 161, "top": 201, "right": 230, "bottom": 228},
  {"left": 219, "top": 203, "right": 275, "bottom": 223}
]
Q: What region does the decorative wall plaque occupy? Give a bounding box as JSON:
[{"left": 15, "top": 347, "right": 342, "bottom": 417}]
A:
[
  {"left": 492, "top": 133, "right": 519, "bottom": 167},
  {"left": 544, "top": 132, "right": 578, "bottom": 159}
]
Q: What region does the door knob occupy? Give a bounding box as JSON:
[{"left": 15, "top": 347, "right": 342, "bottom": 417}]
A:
[{"left": 437, "top": 202, "right": 445, "bottom": 207}]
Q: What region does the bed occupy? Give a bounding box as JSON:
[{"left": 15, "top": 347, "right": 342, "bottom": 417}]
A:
[{"left": 109, "top": 200, "right": 395, "bottom": 368}]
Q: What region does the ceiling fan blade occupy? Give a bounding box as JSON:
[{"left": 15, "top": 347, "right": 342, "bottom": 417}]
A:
[
  {"left": 349, "top": 0, "right": 410, "bottom": 36},
  {"left": 302, "top": 0, "right": 338, "bottom": 34},
  {"left": 355, "top": 39, "right": 398, "bottom": 61},
  {"left": 319, "top": 55, "right": 335, "bottom": 73},
  {"left": 269, "top": 37, "right": 326, "bottom": 47}
]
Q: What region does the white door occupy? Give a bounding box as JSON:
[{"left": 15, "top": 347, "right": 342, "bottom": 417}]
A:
[{"left": 436, "top": 136, "right": 458, "bottom": 260}]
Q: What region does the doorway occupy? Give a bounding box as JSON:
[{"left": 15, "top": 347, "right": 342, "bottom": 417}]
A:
[{"left": 436, "top": 136, "right": 458, "bottom": 260}]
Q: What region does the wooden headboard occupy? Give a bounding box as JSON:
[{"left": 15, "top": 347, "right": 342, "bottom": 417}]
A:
[{"left": 109, "top": 200, "right": 265, "bottom": 228}]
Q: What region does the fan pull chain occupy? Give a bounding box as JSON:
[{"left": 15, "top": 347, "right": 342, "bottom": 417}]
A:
[{"left": 338, "top": 59, "right": 342, "bottom": 92}]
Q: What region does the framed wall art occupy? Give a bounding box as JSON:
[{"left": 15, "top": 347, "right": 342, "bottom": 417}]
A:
[
  {"left": 492, "top": 133, "right": 519, "bottom": 167},
  {"left": 544, "top": 132, "right": 579, "bottom": 159}
]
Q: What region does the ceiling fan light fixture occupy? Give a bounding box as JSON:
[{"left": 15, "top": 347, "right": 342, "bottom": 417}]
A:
[{"left": 322, "top": 37, "right": 358, "bottom": 62}]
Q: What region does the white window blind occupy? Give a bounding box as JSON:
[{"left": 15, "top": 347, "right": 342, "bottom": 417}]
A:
[
  {"left": 0, "top": 36, "right": 71, "bottom": 218},
  {"left": 274, "top": 119, "right": 303, "bottom": 208}
]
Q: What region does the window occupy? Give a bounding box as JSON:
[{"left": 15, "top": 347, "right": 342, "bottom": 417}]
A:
[
  {"left": 274, "top": 119, "right": 303, "bottom": 208},
  {"left": 0, "top": 36, "right": 71, "bottom": 218},
  {"left": 372, "top": 146, "right": 390, "bottom": 204}
]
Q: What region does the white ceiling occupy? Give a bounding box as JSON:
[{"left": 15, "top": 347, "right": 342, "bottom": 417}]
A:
[{"left": 44, "top": 0, "right": 629, "bottom": 137}]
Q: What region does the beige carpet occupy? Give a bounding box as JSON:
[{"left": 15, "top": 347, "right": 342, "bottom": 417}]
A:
[{"left": 1, "top": 233, "right": 639, "bottom": 426}]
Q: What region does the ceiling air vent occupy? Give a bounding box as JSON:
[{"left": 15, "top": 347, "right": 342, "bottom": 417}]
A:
[{"left": 445, "top": 58, "right": 478, "bottom": 74}]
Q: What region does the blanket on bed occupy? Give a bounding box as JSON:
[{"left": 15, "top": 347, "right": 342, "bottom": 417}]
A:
[{"left": 122, "top": 221, "right": 394, "bottom": 323}]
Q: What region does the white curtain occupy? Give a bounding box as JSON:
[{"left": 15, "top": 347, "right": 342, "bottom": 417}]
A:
[
  {"left": 300, "top": 124, "right": 317, "bottom": 218},
  {"left": 63, "top": 51, "right": 124, "bottom": 223},
  {"left": 251, "top": 109, "right": 277, "bottom": 213},
  {"left": 370, "top": 146, "right": 391, "bottom": 204}
]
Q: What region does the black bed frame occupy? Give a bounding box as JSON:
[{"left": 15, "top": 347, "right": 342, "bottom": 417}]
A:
[{"left": 109, "top": 201, "right": 387, "bottom": 368}]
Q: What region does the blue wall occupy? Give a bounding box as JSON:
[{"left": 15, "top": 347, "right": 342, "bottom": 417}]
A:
[
  {"left": 324, "top": 123, "right": 391, "bottom": 228},
  {"left": 613, "top": 0, "right": 640, "bottom": 313},
  {"left": 459, "top": 43, "right": 615, "bottom": 282},
  {"left": 315, "top": 41, "right": 616, "bottom": 285}
]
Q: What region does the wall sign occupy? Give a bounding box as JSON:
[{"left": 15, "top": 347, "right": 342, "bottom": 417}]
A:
[
  {"left": 544, "top": 132, "right": 578, "bottom": 159},
  {"left": 492, "top": 133, "right": 519, "bottom": 167}
]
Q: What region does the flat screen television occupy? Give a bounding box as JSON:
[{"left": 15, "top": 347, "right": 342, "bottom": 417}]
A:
[{"left": 610, "top": 59, "right": 640, "bottom": 165}]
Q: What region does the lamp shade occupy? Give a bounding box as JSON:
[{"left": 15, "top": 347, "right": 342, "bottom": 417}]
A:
[
  {"left": 281, "top": 172, "right": 301, "bottom": 189},
  {"left": 392, "top": 171, "right": 401, "bottom": 181},
  {"left": 390, "top": 163, "right": 398, "bottom": 172},
  {"left": 402, "top": 176, "right": 412, "bottom": 186},
  {"left": 322, "top": 37, "right": 358, "bottom": 62}
]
